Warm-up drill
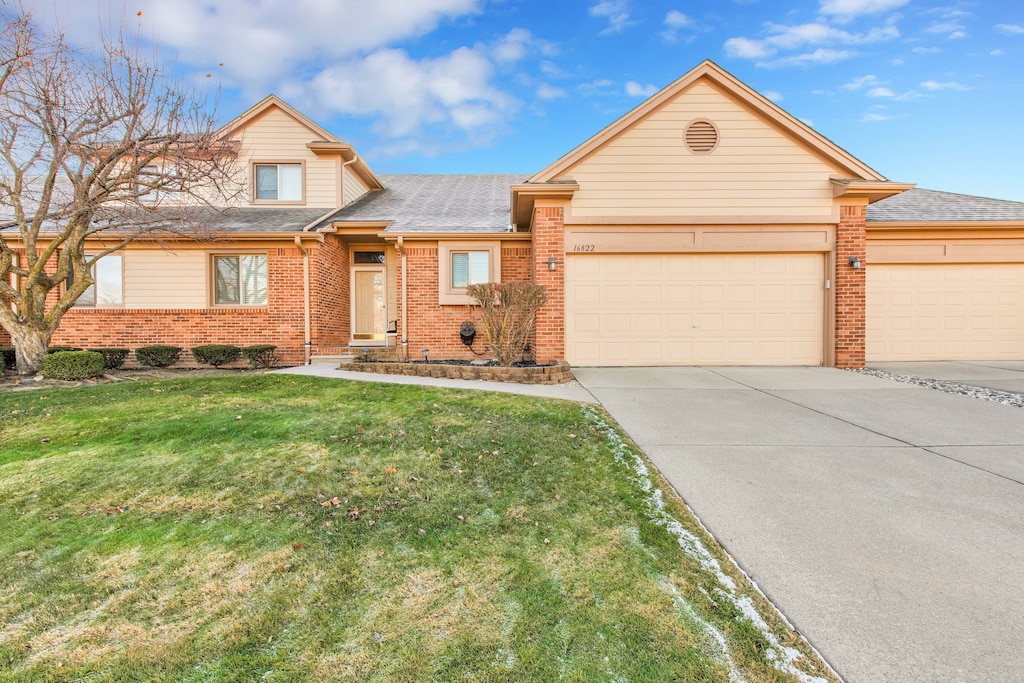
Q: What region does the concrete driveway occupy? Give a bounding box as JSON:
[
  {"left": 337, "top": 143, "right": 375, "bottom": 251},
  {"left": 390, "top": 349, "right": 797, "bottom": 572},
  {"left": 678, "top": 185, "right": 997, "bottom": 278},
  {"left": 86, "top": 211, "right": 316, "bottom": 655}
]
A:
[{"left": 574, "top": 366, "right": 1024, "bottom": 683}]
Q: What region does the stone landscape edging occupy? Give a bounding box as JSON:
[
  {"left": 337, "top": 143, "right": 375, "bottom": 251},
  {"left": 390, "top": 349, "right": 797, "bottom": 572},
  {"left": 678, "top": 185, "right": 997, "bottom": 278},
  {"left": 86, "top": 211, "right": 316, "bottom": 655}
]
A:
[{"left": 338, "top": 360, "right": 574, "bottom": 385}]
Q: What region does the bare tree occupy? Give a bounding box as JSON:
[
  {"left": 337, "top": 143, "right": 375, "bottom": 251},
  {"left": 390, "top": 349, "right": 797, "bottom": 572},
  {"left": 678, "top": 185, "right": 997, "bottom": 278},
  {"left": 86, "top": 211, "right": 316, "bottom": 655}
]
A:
[
  {"left": 0, "top": 7, "right": 240, "bottom": 374},
  {"left": 466, "top": 282, "right": 547, "bottom": 367}
]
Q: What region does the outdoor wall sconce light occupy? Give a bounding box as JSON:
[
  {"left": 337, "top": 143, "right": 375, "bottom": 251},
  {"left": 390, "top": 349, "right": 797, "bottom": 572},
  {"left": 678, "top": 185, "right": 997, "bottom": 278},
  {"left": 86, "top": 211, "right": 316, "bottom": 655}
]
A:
[
  {"left": 363, "top": 348, "right": 370, "bottom": 362},
  {"left": 421, "top": 348, "right": 429, "bottom": 362},
  {"left": 849, "top": 256, "right": 862, "bottom": 269},
  {"left": 548, "top": 257, "right": 557, "bottom": 271}
]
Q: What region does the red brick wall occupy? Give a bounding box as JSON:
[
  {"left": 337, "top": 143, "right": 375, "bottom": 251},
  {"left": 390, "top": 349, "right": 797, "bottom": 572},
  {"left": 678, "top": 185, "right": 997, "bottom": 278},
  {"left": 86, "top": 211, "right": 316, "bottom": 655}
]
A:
[
  {"left": 532, "top": 206, "right": 566, "bottom": 364},
  {"left": 310, "top": 235, "right": 349, "bottom": 348},
  {"left": 396, "top": 243, "right": 533, "bottom": 361},
  {"left": 51, "top": 246, "right": 308, "bottom": 366},
  {"left": 835, "top": 204, "right": 867, "bottom": 369}
]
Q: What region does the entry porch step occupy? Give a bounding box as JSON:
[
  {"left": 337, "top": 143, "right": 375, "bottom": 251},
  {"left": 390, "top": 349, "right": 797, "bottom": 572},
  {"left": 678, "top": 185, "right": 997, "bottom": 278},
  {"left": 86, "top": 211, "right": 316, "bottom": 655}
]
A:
[{"left": 312, "top": 345, "right": 399, "bottom": 364}]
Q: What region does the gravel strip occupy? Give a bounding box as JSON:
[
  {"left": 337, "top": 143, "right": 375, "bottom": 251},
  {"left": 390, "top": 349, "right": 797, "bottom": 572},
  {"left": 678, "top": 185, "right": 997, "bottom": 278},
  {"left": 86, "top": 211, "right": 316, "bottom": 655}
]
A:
[{"left": 851, "top": 368, "right": 1024, "bottom": 408}]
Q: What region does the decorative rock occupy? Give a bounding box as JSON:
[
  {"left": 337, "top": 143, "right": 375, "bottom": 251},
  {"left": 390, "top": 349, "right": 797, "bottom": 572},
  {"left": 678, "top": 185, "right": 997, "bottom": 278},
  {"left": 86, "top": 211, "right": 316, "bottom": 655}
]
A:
[{"left": 851, "top": 368, "right": 1024, "bottom": 408}]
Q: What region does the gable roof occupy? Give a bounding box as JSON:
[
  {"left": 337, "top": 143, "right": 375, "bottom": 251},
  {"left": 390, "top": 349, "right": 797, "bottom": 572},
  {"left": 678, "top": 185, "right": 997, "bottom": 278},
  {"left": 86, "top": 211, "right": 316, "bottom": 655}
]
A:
[
  {"left": 867, "top": 188, "right": 1024, "bottom": 223},
  {"left": 529, "top": 59, "right": 886, "bottom": 184},
  {"left": 217, "top": 94, "right": 339, "bottom": 142},
  {"left": 316, "top": 174, "right": 527, "bottom": 232}
]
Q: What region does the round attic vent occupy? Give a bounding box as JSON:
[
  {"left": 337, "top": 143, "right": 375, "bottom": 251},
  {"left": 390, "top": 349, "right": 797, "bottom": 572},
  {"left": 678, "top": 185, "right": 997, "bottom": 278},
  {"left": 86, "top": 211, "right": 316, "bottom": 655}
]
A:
[{"left": 684, "top": 120, "right": 718, "bottom": 154}]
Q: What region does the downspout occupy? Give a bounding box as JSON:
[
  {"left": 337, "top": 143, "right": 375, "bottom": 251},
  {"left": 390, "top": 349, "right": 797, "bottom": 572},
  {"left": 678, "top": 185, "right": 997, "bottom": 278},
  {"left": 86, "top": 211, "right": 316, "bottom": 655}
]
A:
[
  {"left": 294, "top": 236, "right": 311, "bottom": 365},
  {"left": 398, "top": 235, "right": 408, "bottom": 362}
]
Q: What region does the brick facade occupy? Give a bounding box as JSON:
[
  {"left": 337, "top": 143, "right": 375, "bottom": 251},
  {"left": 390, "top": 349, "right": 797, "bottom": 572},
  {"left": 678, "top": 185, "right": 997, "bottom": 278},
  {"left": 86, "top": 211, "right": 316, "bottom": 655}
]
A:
[
  {"left": 834, "top": 204, "right": 868, "bottom": 369},
  {"left": 395, "top": 243, "right": 534, "bottom": 362},
  {"left": 531, "top": 205, "right": 566, "bottom": 365},
  {"left": 50, "top": 245, "right": 311, "bottom": 366},
  {"left": 310, "top": 235, "right": 349, "bottom": 349}
]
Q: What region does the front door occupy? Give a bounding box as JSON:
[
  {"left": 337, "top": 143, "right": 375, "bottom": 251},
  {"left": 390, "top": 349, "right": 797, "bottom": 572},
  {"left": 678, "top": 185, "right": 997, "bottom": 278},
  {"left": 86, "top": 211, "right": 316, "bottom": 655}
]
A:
[{"left": 352, "top": 267, "right": 386, "bottom": 341}]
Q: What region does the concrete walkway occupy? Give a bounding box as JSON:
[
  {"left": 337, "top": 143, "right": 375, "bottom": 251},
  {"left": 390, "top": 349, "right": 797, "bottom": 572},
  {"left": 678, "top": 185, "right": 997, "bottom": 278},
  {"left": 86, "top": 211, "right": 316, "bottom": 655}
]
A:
[
  {"left": 575, "top": 366, "right": 1024, "bottom": 683},
  {"left": 272, "top": 363, "right": 597, "bottom": 403}
]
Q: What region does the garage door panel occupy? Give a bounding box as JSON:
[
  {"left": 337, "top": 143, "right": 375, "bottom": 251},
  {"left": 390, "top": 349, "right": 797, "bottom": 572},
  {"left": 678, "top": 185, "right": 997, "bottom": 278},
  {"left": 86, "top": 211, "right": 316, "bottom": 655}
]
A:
[
  {"left": 867, "top": 263, "right": 1024, "bottom": 361},
  {"left": 566, "top": 253, "right": 824, "bottom": 366}
]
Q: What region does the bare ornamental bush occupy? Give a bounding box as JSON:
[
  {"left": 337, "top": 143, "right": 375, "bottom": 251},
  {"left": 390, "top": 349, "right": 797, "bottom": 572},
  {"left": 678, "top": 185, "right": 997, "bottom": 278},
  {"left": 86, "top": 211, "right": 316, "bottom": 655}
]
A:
[{"left": 466, "top": 282, "right": 547, "bottom": 367}]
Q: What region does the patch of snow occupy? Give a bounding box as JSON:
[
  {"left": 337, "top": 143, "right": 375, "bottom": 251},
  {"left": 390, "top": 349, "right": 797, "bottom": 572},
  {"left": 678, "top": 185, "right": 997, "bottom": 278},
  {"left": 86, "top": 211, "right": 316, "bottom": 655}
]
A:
[{"left": 582, "top": 405, "right": 830, "bottom": 683}]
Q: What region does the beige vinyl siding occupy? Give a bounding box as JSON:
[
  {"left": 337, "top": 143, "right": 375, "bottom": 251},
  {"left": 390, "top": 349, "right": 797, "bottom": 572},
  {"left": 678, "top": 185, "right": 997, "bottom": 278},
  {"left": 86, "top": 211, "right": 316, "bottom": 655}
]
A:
[
  {"left": 562, "top": 80, "right": 842, "bottom": 218},
  {"left": 123, "top": 250, "right": 207, "bottom": 309},
  {"left": 232, "top": 106, "right": 339, "bottom": 207},
  {"left": 343, "top": 165, "right": 370, "bottom": 206}
]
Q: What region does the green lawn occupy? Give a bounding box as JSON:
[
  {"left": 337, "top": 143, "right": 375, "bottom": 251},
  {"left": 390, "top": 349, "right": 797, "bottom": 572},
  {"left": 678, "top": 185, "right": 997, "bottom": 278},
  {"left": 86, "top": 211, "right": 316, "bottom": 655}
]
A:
[{"left": 0, "top": 375, "right": 835, "bottom": 682}]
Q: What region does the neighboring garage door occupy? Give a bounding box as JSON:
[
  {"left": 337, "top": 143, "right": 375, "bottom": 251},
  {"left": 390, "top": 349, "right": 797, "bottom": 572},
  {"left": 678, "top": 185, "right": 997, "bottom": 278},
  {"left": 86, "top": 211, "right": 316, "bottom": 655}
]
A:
[
  {"left": 565, "top": 253, "right": 824, "bottom": 366},
  {"left": 867, "top": 263, "right": 1024, "bottom": 361}
]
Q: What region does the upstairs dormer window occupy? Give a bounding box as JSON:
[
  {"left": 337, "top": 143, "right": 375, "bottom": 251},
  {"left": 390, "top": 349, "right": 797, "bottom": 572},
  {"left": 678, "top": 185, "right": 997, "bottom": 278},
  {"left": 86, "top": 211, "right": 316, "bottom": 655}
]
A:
[{"left": 254, "top": 163, "right": 303, "bottom": 202}]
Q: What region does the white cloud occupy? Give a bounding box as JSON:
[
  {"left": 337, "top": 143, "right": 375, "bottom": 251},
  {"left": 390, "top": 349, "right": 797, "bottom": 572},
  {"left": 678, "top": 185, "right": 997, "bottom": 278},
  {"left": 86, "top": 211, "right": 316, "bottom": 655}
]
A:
[
  {"left": 664, "top": 10, "right": 693, "bottom": 28},
  {"left": 40, "top": 0, "right": 484, "bottom": 87},
  {"left": 761, "top": 48, "right": 856, "bottom": 68},
  {"left": 625, "top": 81, "right": 658, "bottom": 97},
  {"left": 725, "top": 19, "right": 898, "bottom": 66},
  {"left": 577, "top": 78, "right": 618, "bottom": 96},
  {"left": 995, "top": 23, "right": 1024, "bottom": 35},
  {"left": 842, "top": 74, "right": 880, "bottom": 90},
  {"left": 491, "top": 28, "right": 558, "bottom": 64},
  {"left": 859, "top": 112, "right": 897, "bottom": 122},
  {"left": 590, "top": 1, "right": 633, "bottom": 34},
  {"left": 947, "top": 30, "right": 967, "bottom": 39},
  {"left": 819, "top": 0, "right": 910, "bottom": 17},
  {"left": 912, "top": 46, "right": 942, "bottom": 54},
  {"left": 891, "top": 57, "right": 905, "bottom": 65},
  {"left": 536, "top": 83, "right": 568, "bottom": 100},
  {"left": 925, "top": 20, "right": 966, "bottom": 39},
  {"left": 724, "top": 37, "right": 775, "bottom": 59},
  {"left": 799, "top": 117, "right": 815, "bottom": 127},
  {"left": 920, "top": 80, "right": 966, "bottom": 90},
  {"left": 300, "top": 47, "right": 516, "bottom": 139},
  {"left": 661, "top": 9, "right": 695, "bottom": 41},
  {"left": 762, "top": 90, "right": 784, "bottom": 101},
  {"left": 990, "top": 48, "right": 1004, "bottom": 56},
  {"left": 866, "top": 87, "right": 895, "bottom": 97}
]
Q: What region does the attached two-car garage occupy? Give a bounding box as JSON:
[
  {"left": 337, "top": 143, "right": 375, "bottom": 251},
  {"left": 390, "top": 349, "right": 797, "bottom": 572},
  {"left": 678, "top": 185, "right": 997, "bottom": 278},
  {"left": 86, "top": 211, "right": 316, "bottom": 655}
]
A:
[{"left": 565, "top": 252, "right": 825, "bottom": 366}]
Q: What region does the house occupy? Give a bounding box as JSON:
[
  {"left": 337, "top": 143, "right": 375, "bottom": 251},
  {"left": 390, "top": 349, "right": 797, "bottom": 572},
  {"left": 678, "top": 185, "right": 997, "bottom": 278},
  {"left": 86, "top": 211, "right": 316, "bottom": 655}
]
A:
[{"left": 3, "top": 60, "right": 1023, "bottom": 368}]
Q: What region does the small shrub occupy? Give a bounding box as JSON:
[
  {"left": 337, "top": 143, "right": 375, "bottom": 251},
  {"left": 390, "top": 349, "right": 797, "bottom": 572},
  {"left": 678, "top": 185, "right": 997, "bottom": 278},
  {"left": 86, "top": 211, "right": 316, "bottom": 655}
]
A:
[
  {"left": 90, "top": 348, "right": 130, "bottom": 370},
  {"left": 466, "top": 281, "right": 548, "bottom": 367},
  {"left": 135, "top": 345, "right": 182, "bottom": 368},
  {"left": 47, "top": 346, "right": 82, "bottom": 354},
  {"left": 42, "top": 350, "right": 105, "bottom": 380},
  {"left": 0, "top": 347, "right": 15, "bottom": 370},
  {"left": 242, "top": 344, "right": 278, "bottom": 369},
  {"left": 192, "top": 344, "right": 241, "bottom": 368}
]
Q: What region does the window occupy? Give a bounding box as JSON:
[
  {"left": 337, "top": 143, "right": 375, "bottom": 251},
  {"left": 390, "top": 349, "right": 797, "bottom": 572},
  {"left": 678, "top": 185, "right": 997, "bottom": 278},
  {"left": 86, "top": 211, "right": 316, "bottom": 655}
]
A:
[
  {"left": 137, "top": 164, "right": 181, "bottom": 204},
  {"left": 437, "top": 241, "right": 501, "bottom": 305},
  {"left": 71, "top": 254, "right": 123, "bottom": 306},
  {"left": 214, "top": 254, "right": 267, "bottom": 305},
  {"left": 451, "top": 251, "right": 489, "bottom": 289},
  {"left": 254, "top": 163, "right": 302, "bottom": 201},
  {"left": 353, "top": 251, "right": 385, "bottom": 265}
]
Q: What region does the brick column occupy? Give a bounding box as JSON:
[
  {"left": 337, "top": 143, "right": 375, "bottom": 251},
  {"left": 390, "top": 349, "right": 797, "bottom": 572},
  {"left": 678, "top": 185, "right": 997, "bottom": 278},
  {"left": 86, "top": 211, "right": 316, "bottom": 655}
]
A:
[
  {"left": 835, "top": 204, "right": 867, "bottom": 368},
  {"left": 532, "top": 205, "right": 565, "bottom": 364}
]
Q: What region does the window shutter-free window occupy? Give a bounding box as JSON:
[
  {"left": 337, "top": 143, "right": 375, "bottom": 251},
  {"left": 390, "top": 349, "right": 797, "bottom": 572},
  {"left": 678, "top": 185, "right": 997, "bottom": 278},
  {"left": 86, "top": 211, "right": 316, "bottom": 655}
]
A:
[
  {"left": 255, "top": 164, "right": 302, "bottom": 201},
  {"left": 214, "top": 255, "right": 267, "bottom": 305},
  {"left": 73, "top": 254, "right": 122, "bottom": 306},
  {"left": 452, "top": 251, "right": 489, "bottom": 289}
]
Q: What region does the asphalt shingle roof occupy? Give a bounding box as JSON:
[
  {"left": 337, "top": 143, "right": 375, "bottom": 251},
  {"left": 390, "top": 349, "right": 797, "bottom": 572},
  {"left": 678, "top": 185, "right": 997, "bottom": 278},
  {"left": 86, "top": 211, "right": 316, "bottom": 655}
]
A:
[
  {"left": 321, "top": 174, "right": 527, "bottom": 232},
  {"left": 868, "top": 188, "right": 1024, "bottom": 222}
]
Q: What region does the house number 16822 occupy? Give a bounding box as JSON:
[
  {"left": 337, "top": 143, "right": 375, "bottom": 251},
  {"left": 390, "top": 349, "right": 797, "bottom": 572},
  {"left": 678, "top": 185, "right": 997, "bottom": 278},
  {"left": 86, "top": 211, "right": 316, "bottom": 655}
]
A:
[{"left": 572, "top": 244, "right": 596, "bottom": 252}]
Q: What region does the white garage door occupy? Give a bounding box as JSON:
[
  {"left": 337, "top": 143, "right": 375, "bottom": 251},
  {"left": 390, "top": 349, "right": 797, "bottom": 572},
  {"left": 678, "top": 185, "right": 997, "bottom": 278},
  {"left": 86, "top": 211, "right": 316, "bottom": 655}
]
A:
[
  {"left": 565, "top": 253, "right": 825, "bottom": 366},
  {"left": 867, "top": 263, "right": 1024, "bottom": 361}
]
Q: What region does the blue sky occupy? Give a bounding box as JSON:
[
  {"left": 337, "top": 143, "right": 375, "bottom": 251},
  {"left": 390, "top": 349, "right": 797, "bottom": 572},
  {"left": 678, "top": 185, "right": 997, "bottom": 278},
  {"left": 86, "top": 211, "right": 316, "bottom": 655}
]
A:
[{"left": 37, "top": 0, "right": 1024, "bottom": 201}]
